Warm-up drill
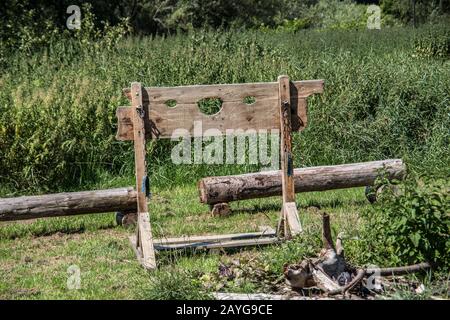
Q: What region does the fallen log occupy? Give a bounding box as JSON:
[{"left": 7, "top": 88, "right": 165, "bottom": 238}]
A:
[
  {"left": 199, "top": 159, "right": 405, "bottom": 205},
  {"left": 0, "top": 187, "right": 137, "bottom": 221}
]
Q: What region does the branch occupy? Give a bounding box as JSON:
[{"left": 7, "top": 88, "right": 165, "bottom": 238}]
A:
[
  {"left": 369, "top": 262, "right": 431, "bottom": 276},
  {"left": 322, "top": 212, "right": 335, "bottom": 251}
]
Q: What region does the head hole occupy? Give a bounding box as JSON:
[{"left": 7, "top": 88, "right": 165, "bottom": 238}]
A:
[{"left": 197, "top": 97, "right": 223, "bottom": 115}]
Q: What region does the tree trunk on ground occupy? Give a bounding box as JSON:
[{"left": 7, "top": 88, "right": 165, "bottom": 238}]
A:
[
  {"left": 198, "top": 159, "right": 405, "bottom": 205},
  {"left": 0, "top": 187, "right": 137, "bottom": 221}
]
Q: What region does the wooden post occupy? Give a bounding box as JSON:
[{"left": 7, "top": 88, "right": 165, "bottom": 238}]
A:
[
  {"left": 131, "top": 82, "right": 156, "bottom": 270},
  {"left": 278, "top": 75, "right": 301, "bottom": 238}
]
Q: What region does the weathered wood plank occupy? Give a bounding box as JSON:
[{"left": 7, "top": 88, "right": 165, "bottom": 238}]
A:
[
  {"left": 123, "top": 80, "right": 324, "bottom": 103},
  {"left": 284, "top": 202, "right": 302, "bottom": 237},
  {"left": 279, "top": 75, "right": 295, "bottom": 204},
  {"left": 212, "top": 292, "right": 336, "bottom": 300},
  {"left": 138, "top": 212, "right": 156, "bottom": 269},
  {"left": 278, "top": 75, "right": 299, "bottom": 237},
  {"left": 153, "top": 236, "right": 280, "bottom": 251},
  {"left": 117, "top": 80, "right": 324, "bottom": 140},
  {"left": 154, "top": 229, "right": 276, "bottom": 246}
]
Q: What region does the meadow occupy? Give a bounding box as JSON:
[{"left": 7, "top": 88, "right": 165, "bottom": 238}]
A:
[
  {"left": 0, "top": 25, "right": 449, "bottom": 194},
  {"left": 0, "top": 25, "right": 449, "bottom": 299}
]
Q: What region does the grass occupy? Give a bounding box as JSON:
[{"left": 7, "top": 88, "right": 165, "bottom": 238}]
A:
[
  {"left": 0, "top": 185, "right": 368, "bottom": 299},
  {"left": 1, "top": 183, "right": 447, "bottom": 300}
]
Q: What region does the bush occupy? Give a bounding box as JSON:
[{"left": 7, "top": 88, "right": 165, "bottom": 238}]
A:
[
  {"left": 351, "top": 176, "right": 450, "bottom": 270},
  {"left": 414, "top": 24, "right": 450, "bottom": 58}
]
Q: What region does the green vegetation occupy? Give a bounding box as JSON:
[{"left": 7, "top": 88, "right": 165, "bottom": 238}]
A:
[
  {"left": 0, "top": 0, "right": 449, "bottom": 300},
  {"left": 414, "top": 24, "right": 450, "bottom": 58},
  {"left": 0, "top": 186, "right": 366, "bottom": 299},
  {"left": 1, "top": 24, "right": 449, "bottom": 194},
  {"left": 1, "top": 183, "right": 448, "bottom": 299},
  {"left": 350, "top": 176, "right": 450, "bottom": 270},
  {"left": 2, "top": 1, "right": 449, "bottom": 47},
  {"left": 197, "top": 97, "right": 223, "bottom": 115}
]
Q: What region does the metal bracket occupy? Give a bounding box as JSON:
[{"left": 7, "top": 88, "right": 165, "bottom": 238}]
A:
[
  {"left": 287, "top": 152, "right": 293, "bottom": 177},
  {"left": 141, "top": 175, "right": 150, "bottom": 198},
  {"left": 136, "top": 105, "right": 145, "bottom": 118}
]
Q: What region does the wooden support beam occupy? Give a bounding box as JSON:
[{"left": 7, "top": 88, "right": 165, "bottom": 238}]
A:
[
  {"left": 279, "top": 75, "right": 295, "bottom": 204},
  {"left": 283, "top": 202, "right": 302, "bottom": 237},
  {"left": 131, "top": 82, "right": 156, "bottom": 270},
  {"left": 278, "top": 75, "right": 301, "bottom": 237}
]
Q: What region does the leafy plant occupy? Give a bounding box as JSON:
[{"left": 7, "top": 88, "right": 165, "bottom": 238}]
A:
[
  {"left": 351, "top": 176, "right": 450, "bottom": 270},
  {"left": 414, "top": 24, "right": 450, "bottom": 58},
  {"left": 69, "top": 3, "right": 132, "bottom": 51}
]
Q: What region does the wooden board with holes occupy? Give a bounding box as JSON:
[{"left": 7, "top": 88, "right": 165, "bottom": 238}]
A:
[{"left": 116, "top": 80, "right": 324, "bottom": 140}]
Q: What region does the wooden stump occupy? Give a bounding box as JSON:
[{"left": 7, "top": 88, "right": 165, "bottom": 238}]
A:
[
  {"left": 210, "top": 203, "right": 231, "bottom": 217},
  {"left": 122, "top": 212, "right": 138, "bottom": 226}
]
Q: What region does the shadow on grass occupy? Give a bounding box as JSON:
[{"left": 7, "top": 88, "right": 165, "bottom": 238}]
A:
[
  {"left": 230, "top": 197, "right": 369, "bottom": 215},
  {"left": 0, "top": 220, "right": 118, "bottom": 240}
]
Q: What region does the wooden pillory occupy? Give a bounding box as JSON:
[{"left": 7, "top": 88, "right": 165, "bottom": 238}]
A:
[{"left": 116, "top": 76, "right": 324, "bottom": 269}]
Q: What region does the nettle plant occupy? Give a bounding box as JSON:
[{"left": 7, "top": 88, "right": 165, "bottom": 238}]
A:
[{"left": 357, "top": 175, "right": 449, "bottom": 270}]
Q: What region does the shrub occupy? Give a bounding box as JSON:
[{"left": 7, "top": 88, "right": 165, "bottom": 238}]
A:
[
  {"left": 351, "top": 176, "right": 450, "bottom": 270},
  {"left": 306, "top": 0, "right": 368, "bottom": 30},
  {"left": 414, "top": 24, "right": 450, "bottom": 59},
  {"left": 68, "top": 3, "right": 132, "bottom": 51}
]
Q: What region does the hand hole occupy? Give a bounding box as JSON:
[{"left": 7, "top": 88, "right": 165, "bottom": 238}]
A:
[
  {"left": 165, "top": 99, "right": 177, "bottom": 108},
  {"left": 243, "top": 96, "right": 256, "bottom": 105}
]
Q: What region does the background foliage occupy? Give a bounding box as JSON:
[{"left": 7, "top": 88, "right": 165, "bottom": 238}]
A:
[
  {"left": 0, "top": 1, "right": 449, "bottom": 193},
  {"left": 0, "top": 24, "right": 449, "bottom": 193},
  {"left": 1, "top": 1, "right": 450, "bottom": 48}
]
